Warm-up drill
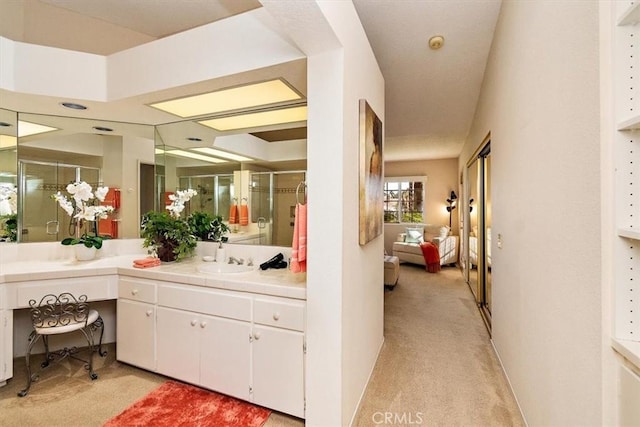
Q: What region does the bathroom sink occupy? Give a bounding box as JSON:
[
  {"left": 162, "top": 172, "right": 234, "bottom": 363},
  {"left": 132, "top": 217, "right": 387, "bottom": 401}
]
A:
[{"left": 197, "top": 263, "right": 254, "bottom": 274}]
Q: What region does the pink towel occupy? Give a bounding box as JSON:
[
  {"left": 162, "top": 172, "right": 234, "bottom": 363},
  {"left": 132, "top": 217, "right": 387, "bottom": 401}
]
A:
[
  {"left": 133, "top": 257, "right": 161, "bottom": 268},
  {"left": 229, "top": 204, "right": 238, "bottom": 224},
  {"left": 239, "top": 204, "right": 249, "bottom": 226},
  {"left": 291, "top": 203, "right": 307, "bottom": 273}
]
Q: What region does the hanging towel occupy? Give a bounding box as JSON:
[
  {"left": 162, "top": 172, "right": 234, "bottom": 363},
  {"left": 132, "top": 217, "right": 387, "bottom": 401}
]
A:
[
  {"left": 291, "top": 203, "right": 307, "bottom": 273},
  {"left": 239, "top": 203, "right": 249, "bottom": 226},
  {"left": 229, "top": 203, "right": 238, "bottom": 224},
  {"left": 419, "top": 242, "right": 441, "bottom": 273}
]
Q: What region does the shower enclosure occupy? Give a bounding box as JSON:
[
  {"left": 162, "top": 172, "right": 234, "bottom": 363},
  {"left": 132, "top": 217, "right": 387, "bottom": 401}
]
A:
[
  {"left": 250, "top": 171, "right": 306, "bottom": 247},
  {"left": 18, "top": 160, "right": 101, "bottom": 242},
  {"left": 178, "top": 174, "right": 233, "bottom": 220}
]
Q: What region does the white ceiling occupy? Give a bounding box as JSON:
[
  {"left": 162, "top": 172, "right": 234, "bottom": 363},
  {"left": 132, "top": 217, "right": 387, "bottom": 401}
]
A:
[{"left": 0, "top": 0, "right": 501, "bottom": 161}]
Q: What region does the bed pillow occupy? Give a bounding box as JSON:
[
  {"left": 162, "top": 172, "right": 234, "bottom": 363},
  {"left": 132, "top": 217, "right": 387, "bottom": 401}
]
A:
[{"left": 405, "top": 227, "right": 424, "bottom": 244}]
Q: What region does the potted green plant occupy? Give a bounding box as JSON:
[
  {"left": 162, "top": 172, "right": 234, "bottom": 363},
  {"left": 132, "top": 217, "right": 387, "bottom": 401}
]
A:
[
  {"left": 52, "top": 181, "right": 115, "bottom": 259},
  {"left": 140, "top": 189, "right": 198, "bottom": 262},
  {"left": 187, "top": 211, "right": 229, "bottom": 243},
  {"left": 0, "top": 213, "right": 17, "bottom": 242}
]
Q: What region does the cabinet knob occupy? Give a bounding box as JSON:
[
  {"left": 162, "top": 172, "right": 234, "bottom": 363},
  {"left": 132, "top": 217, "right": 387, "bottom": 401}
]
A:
[
  {"left": 273, "top": 312, "right": 280, "bottom": 321},
  {"left": 131, "top": 289, "right": 139, "bottom": 296},
  {"left": 146, "top": 310, "right": 152, "bottom": 317},
  {"left": 253, "top": 331, "right": 261, "bottom": 340},
  {"left": 190, "top": 319, "right": 197, "bottom": 326},
  {"left": 200, "top": 321, "right": 207, "bottom": 328}
]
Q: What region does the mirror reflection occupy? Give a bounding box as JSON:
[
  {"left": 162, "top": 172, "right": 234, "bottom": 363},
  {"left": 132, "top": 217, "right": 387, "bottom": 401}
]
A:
[
  {"left": 16, "top": 112, "right": 154, "bottom": 243},
  {"left": 155, "top": 118, "right": 307, "bottom": 246},
  {"left": 0, "top": 108, "right": 18, "bottom": 242}
]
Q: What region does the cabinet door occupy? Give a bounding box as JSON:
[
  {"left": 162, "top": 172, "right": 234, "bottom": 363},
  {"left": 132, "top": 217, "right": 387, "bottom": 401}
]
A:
[
  {"left": 156, "top": 306, "right": 200, "bottom": 384},
  {"left": 116, "top": 300, "right": 155, "bottom": 371},
  {"left": 200, "top": 315, "right": 251, "bottom": 400},
  {"left": 252, "top": 325, "right": 305, "bottom": 418}
]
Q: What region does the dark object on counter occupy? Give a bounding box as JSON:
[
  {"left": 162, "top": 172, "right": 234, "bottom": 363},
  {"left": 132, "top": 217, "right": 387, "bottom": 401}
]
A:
[
  {"left": 260, "top": 253, "right": 284, "bottom": 270},
  {"left": 271, "top": 260, "right": 288, "bottom": 269}
]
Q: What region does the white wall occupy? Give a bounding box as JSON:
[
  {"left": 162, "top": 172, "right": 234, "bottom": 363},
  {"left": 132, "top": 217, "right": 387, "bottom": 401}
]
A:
[
  {"left": 262, "top": 1, "right": 385, "bottom": 425},
  {"left": 459, "top": 1, "right": 601, "bottom": 425}
]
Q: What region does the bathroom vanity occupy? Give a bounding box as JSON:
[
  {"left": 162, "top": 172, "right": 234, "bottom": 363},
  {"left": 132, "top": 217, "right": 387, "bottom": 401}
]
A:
[{"left": 0, "top": 244, "right": 306, "bottom": 418}]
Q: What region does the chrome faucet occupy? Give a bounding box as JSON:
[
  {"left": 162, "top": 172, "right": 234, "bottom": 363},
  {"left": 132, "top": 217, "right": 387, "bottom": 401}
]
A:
[{"left": 228, "top": 256, "right": 244, "bottom": 265}]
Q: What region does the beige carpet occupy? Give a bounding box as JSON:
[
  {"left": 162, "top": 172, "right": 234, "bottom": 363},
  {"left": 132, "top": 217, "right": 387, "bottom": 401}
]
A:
[
  {"left": 0, "top": 265, "right": 522, "bottom": 426},
  {"left": 353, "top": 264, "right": 524, "bottom": 426}
]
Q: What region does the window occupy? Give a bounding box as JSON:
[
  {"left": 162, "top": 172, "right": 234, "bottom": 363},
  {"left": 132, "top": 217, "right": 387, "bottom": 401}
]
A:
[{"left": 383, "top": 177, "right": 425, "bottom": 223}]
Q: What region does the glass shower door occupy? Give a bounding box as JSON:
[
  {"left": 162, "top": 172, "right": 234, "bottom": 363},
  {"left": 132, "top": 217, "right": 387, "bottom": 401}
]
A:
[{"left": 19, "top": 161, "right": 100, "bottom": 243}]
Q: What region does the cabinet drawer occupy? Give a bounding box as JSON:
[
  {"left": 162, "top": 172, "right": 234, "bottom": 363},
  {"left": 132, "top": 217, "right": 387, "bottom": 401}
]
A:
[
  {"left": 254, "top": 298, "right": 305, "bottom": 331},
  {"left": 158, "top": 284, "right": 251, "bottom": 321},
  {"left": 118, "top": 278, "right": 157, "bottom": 303},
  {"left": 15, "top": 276, "right": 117, "bottom": 308}
]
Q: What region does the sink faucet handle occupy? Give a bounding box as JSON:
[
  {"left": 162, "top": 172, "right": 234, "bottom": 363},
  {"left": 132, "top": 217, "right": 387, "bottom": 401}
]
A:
[
  {"left": 247, "top": 258, "right": 253, "bottom": 266},
  {"left": 238, "top": 258, "right": 245, "bottom": 265}
]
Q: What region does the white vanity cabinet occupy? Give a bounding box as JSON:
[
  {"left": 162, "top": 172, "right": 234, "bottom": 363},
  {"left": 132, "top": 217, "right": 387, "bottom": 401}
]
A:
[
  {"left": 116, "top": 278, "right": 157, "bottom": 371},
  {"left": 113, "top": 275, "right": 306, "bottom": 418},
  {"left": 156, "top": 283, "right": 253, "bottom": 400},
  {"left": 252, "top": 297, "right": 306, "bottom": 418},
  {"left": 0, "top": 300, "right": 12, "bottom": 386}
]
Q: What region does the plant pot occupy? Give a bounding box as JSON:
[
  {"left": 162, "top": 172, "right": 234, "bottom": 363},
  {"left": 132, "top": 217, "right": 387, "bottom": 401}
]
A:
[
  {"left": 75, "top": 245, "right": 97, "bottom": 261},
  {"left": 157, "top": 239, "right": 178, "bottom": 263}
]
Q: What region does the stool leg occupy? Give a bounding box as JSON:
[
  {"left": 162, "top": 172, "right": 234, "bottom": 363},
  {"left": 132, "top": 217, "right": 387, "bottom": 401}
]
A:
[
  {"left": 17, "top": 331, "right": 41, "bottom": 397},
  {"left": 79, "top": 328, "right": 98, "bottom": 380},
  {"left": 94, "top": 316, "right": 106, "bottom": 357},
  {"left": 41, "top": 335, "right": 51, "bottom": 368}
]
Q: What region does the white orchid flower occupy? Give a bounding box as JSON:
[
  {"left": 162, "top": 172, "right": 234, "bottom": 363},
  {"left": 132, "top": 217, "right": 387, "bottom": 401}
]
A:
[
  {"left": 95, "top": 186, "right": 109, "bottom": 202},
  {"left": 53, "top": 192, "right": 75, "bottom": 216}
]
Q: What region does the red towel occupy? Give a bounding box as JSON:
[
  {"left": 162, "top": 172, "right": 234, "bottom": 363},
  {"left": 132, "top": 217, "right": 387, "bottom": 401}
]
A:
[
  {"left": 229, "top": 204, "right": 238, "bottom": 224},
  {"left": 291, "top": 203, "right": 307, "bottom": 273},
  {"left": 420, "top": 242, "right": 441, "bottom": 273},
  {"left": 133, "top": 257, "right": 161, "bottom": 268},
  {"left": 239, "top": 204, "right": 249, "bottom": 226}
]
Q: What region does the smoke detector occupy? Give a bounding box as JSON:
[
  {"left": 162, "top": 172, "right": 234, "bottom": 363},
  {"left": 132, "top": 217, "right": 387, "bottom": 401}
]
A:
[{"left": 429, "top": 35, "right": 445, "bottom": 50}]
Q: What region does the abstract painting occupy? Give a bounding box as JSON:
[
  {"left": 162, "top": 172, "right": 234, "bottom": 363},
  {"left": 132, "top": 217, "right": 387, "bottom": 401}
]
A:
[{"left": 359, "top": 99, "right": 383, "bottom": 246}]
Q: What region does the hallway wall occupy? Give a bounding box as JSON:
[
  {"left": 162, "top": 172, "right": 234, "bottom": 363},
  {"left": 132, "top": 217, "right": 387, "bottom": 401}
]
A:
[{"left": 459, "top": 1, "right": 601, "bottom": 425}]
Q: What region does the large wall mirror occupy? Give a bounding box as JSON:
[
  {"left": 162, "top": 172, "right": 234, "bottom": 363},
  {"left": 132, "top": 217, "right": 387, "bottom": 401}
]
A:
[
  {"left": 13, "top": 112, "right": 154, "bottom": 243},
  {"left": 155, "top": 118, "right": 307, "bottom": 247},
  {"left": 4, "top": 59, "right": 308, "bottom": 246},
  {"left": 0, "top": 108, "right": 18, "bottom": 242}
]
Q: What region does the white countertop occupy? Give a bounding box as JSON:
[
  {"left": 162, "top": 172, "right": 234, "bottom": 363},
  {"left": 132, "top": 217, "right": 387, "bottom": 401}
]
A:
[{"left": 0, "top": 254, "right": 306, "bottom": 300}]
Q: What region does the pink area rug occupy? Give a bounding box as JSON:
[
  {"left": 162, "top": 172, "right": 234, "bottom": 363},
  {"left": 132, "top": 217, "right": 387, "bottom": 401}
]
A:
[{"left": 103, "top": 381, "right": 271, "bottom": 427}]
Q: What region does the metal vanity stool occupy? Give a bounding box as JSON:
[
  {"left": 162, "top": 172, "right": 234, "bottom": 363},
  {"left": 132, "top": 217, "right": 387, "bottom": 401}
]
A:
[{"left": 17, "top": 293, "right": 107, "bottom": 397}]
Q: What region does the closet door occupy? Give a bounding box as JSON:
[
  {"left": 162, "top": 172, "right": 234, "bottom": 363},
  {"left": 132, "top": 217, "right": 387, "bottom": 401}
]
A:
[{"left": 465, "top": 141, "right": 491, "bottom": 330}]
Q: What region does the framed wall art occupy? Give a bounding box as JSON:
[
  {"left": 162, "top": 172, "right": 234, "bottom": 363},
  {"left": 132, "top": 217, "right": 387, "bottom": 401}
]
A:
[{"left": 359, "top": 99, "right": 383, "bottom": 246}]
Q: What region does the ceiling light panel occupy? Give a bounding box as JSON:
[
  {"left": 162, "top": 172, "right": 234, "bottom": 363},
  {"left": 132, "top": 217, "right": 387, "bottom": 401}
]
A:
[
  {"left": 192, "top": 147, "right": 253, "bottom": 162},
  {"left": 150, "top": 79, "right": 303, "bottom": 118},
  {"left": 199, "top": 106, "right": 307, "bottom": 132},
  {"left": 166, "top": 149, "right": 227, "bottom": 163},
  {"left": 18, "top": 121, "right": 59, "bottom": 137}
]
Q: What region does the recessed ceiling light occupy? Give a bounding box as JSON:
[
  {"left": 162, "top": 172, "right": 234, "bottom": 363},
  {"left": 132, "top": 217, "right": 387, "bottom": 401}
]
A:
[
  {"left": 166, "top": 149, "right": 227, "bottom": 164},
  {"left": 93, "top": 126, "right": 113, "bottom": 132},
  {"left": 0, "top": 122, "right": 11, "bottom": 127},
  {"left": 193, "top": 147, "right": 253, "bottom": 162},
  {"left": 18, "top": 120, "right": 58, "bottom": 137},
  {"left": 149, "top": 79, "right": 303, "bottom": 118},
  {"left": 429, "top": 35, "right": 445, "bottom": 50},
  {"left": 187, "top": 137, "right": 202, "bottom": 142},
  {"left": 61, "top": 102, "right": 88, "bottom": 110},
  {"left": 199, "top": 106, "right": 307, "bottom": 132}
]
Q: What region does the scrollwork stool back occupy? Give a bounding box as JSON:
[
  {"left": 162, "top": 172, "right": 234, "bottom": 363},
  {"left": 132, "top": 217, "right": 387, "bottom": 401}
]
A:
[{"left": 17, "top": 293, "right": 107, "bottom": 397}]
